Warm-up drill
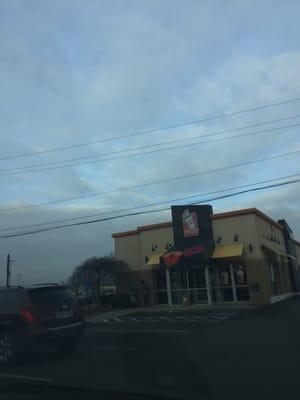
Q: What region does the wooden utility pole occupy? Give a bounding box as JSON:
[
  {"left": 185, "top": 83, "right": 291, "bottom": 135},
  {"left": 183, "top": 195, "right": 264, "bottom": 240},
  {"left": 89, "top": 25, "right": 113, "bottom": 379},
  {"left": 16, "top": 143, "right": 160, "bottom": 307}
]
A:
[
  {"left": 6, "top": 254, "right": 15, "bottom": 288},
  {"left": 6, "top": 254, "right": 11, "bottom": 287}
]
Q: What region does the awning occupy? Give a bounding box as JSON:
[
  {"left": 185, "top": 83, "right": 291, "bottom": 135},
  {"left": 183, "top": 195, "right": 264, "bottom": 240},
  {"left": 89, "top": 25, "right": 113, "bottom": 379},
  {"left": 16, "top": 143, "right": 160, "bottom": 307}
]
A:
[
  {"left": 147, "top": 253, "right": 164, "bottom": 265},
  {"left": 162, "top": 251, "right": 183, "bottom": 267},
  {"left": 212, "top": 244, "right": 244, "bottom": 259}
]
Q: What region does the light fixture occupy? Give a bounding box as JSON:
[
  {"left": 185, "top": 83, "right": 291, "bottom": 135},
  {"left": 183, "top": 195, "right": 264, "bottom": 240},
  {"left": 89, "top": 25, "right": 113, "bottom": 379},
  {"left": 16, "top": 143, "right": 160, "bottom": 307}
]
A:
[{"left": 234, "top": 234, "right": 239, "bottom": 242}]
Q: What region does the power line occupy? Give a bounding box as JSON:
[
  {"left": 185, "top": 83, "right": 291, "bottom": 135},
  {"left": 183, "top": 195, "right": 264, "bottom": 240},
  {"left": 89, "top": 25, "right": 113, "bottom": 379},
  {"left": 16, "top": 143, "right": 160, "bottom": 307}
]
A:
[
  {"left": 0, "top": 148, "right": 299, "bottom": 214},
  {"left": 2, "top": 116, "right": 300, "bottom": 175},
  {"left": 0, "top": 97, "right": 299, "bottom": 162},
  {"left": 1, "top": 173, "right": 299, "bottom": 232},
  {"left": 0, "top": 178, "right": 299, "bottom": 239},
  {"left": 0, "top": 121, "right": 299, "bottom": 177}
]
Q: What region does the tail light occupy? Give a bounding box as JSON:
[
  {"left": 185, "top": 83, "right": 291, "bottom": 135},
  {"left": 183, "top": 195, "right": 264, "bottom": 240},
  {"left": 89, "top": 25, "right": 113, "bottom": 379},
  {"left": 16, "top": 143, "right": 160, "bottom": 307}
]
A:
[{"left": 21, "top": 309, "right": 38, "bottom": 325}]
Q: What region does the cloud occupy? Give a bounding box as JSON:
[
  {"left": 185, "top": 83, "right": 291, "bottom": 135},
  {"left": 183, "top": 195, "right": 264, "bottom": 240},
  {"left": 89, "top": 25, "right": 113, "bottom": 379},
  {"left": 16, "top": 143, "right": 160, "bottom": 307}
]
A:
[{"left": 0, "top": 1, "right": 299, "bottom": 283}]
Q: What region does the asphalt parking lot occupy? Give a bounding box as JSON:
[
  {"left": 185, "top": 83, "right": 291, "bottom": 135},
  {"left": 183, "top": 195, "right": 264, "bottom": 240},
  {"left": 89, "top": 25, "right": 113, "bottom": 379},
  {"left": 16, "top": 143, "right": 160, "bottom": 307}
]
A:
[{"left": 1, "top": 298, "right": 300, "bottom": 399}]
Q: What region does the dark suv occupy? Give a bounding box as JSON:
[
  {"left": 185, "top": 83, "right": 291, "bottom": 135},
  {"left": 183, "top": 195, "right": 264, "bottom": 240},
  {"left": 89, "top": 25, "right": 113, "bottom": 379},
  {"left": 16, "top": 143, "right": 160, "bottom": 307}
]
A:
[{"left": 0, "top": 284, "right": 85, "bottom": 365}]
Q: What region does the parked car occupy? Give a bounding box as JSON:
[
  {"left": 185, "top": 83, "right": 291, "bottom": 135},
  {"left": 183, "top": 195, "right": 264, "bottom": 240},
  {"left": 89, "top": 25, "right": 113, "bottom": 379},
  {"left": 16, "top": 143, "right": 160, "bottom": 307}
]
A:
[{"left": 0, "top": 283, "right": 85, "bottom": 365}]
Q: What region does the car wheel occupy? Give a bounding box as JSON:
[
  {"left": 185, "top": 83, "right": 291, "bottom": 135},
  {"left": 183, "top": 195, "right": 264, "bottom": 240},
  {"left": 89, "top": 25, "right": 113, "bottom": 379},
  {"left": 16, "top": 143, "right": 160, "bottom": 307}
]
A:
[{"left": 0, "top": 331, "right": 17, "bottom": 365}]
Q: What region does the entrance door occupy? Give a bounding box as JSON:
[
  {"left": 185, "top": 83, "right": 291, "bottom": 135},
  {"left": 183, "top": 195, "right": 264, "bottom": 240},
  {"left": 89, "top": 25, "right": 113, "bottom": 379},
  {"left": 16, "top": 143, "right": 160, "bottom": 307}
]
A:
[{"left": 170, "top": 269, "right": 188, "bottom": 305}]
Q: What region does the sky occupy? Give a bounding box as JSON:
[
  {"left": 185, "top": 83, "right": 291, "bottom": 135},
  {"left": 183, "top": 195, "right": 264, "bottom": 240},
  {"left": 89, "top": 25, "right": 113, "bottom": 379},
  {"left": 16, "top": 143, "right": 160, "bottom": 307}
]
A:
[{"left": 0, "top": 0, "right": 300, "bottom": 285}]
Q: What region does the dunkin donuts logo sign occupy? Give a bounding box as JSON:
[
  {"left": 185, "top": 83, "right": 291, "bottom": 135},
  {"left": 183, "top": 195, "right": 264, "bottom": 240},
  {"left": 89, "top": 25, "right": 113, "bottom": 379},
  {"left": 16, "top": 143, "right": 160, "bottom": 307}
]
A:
[{"left": 182, "top": 209, "right": 199, "bottom": 238}]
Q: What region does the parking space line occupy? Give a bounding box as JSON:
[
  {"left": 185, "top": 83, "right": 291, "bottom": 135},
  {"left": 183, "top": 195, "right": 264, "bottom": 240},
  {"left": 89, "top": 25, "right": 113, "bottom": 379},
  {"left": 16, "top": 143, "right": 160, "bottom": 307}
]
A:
[
  {"left": 157, "top": 316, "right": 174, "bottom": 321},
  {"left": 83, "top": 345, "right": 137, "bottom": 351},
  {"left": 143, "top": 317, "right": 159, "bottom": 322},
  {"left": 0, "top": 374, "right": 52, "bottom": 382},
  {"left": 89, "top": 328, "right": 188, "bottom": 334},
  {"left": 174, "top": 316, "right": 196, "bottom": 321},
  {"left": 206, "top": 315, "right": 228, "bottom": 320}
]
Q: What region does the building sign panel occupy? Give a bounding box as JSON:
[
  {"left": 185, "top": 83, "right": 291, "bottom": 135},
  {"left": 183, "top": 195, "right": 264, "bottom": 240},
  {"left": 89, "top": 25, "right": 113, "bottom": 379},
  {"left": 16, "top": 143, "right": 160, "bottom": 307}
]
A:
[{"left": 171, "top": 205, "right": 214, "bottom": 261}]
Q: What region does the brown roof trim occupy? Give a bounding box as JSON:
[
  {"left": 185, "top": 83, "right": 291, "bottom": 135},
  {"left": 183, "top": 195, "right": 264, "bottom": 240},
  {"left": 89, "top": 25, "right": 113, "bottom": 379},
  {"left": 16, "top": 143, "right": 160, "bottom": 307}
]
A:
[
  {"left": 137, "top": 221, "right": 172, "bottom": 232},
  {"left": 213, "top": 208, "right": 284, "bottom": 231},
  {"left": 112, "top": 207, "right": 284, "bottom": 238},
  {"left": 112, "top": 229, "right": 139, "bottom": 238},
  {"left": 213, "top": 208, "right": 257, "bottom": 220}
]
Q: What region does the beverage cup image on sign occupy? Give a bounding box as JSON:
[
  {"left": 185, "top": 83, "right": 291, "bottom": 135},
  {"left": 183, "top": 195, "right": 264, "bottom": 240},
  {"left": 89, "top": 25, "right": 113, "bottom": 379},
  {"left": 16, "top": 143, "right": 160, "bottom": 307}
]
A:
[{"left": 182, "top": 209, "right": 199, "bottom": 237}]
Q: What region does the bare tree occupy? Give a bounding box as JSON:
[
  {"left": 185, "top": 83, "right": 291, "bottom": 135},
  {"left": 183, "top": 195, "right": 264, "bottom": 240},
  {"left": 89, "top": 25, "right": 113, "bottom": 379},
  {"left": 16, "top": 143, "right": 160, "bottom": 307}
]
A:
[{"left": 68, "top": 256, "right": 128, "bottom": 296}]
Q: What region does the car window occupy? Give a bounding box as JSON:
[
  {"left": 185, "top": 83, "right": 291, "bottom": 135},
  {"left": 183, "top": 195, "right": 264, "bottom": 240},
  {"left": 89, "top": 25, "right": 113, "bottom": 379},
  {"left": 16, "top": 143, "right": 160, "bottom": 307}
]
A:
[{"left": 28, "top": 287, "right": 75, "bottom": 306}]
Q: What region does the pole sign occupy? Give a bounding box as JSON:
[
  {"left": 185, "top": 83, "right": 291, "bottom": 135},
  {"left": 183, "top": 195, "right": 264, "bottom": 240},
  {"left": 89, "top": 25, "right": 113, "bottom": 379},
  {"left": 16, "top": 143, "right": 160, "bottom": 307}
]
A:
[{"left": 171, "top": 205, "right": 214, "bottom": 261}]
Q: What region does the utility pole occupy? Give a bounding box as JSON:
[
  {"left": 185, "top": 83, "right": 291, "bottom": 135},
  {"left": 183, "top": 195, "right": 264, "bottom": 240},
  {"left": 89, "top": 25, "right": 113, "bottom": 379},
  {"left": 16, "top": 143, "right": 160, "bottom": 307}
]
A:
[
  {"left": 6, "top": 254, "right": 10, "bottom": 287},
  {"left": 6, "top": 254, "right": 15, "bottom": 288}
]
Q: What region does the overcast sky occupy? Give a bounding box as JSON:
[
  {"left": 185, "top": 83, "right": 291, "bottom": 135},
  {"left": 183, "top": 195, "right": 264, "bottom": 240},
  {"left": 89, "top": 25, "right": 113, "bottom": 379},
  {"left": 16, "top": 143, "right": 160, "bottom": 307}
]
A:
[{"left": 0, "top": 0, "right": 300, "bottom": 285}]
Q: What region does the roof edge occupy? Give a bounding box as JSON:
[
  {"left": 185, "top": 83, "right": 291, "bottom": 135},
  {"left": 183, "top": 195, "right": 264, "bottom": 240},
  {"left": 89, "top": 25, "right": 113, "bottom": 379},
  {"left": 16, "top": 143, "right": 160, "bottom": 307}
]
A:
[
  {"left": 112, "top": 229, "right": 139, "bottom": 238},
  {"left": 112, "top": 207, "right": 285, "bottom": 238}
]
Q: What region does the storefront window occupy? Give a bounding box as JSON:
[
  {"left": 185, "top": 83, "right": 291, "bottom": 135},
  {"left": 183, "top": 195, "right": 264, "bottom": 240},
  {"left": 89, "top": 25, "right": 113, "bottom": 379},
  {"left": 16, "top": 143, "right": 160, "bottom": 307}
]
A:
[
  {"left": 155, "top": 270, "right": 166, "bottom": 290},
  {"left": 155, "top": 270, "right": 167, "bottom": 304},
  {"left": 188, "top": 270, "right": 206, "bottom": 288},
  {"left": 220, "top": 271, "right": 231, "bottom": 286},
  {"left": 211, "top": 264, "right": 249, "bottom": 302},
  {"left": 234, "top": 265, "right": 249, "bottom": 301},
  {"left": 234, "top": 265, "right": 247, "bottom": 285}
]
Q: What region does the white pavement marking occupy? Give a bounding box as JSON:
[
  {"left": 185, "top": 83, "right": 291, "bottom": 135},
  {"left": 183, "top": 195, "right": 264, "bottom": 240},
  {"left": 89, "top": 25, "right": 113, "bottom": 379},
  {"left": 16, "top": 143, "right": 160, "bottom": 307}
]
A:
[
  {"left": 113, "top": 318, "right": 122, "bottom": 322},
  {"left": 87, "top": 319, "right": 109, "bottom": 323},
  {"left": 143, "top": 317, "right": 159, "bottom": 322},
  {"left": 157, "top": 316, "right": 173, "bottom": 321},
  {"left": 206, "top": 315, "right": 228, "bottom": 320},
  {"left": 0, "top": 374, "right": 52, "bottom": 383},
  {"left": 174, "top": 316, "right": 196, "bottom": 321},
  {"left": 90, "top": 328, "right": 187, "bottom": 334},
  {"left": 127, "top": 317, "right": 140, "bottom": 322},
  {"left": 83, "top": 345, "right": 137, "bottom": 351}
]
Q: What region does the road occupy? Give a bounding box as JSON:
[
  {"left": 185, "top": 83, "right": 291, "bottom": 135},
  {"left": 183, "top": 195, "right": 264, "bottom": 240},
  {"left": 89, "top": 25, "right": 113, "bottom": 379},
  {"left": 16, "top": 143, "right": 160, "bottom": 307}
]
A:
[{"left": 1, "top": 298, "right": 300, "bottom": 399}]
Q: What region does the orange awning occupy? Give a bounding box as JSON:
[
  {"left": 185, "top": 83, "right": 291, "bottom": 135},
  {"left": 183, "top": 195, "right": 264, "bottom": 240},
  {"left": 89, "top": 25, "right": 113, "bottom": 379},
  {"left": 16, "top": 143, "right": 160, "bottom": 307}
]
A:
[{"left": 162, "top": 251, "right": 183, "bottom": 267}]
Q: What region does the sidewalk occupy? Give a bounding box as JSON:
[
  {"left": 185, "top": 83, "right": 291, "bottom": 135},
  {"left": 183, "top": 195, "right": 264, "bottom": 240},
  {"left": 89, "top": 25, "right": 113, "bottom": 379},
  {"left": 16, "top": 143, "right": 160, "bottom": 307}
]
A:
[{"left": 85, "top": 302, "right": 256, "bottom": 321}]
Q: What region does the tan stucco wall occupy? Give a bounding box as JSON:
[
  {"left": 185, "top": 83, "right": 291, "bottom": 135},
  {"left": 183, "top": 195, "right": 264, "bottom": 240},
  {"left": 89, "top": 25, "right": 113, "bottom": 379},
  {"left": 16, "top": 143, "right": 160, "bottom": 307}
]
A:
[
  {"left": 246, "top": 258, "right": 271, "bottom": 305},
  {"left": 114, "top": 215, "right": 262, "bottom": 272},
  {"left": 114, "top": 233, "right": 142, "bottom": 271},
  {"left": 212, "top": 214, "right": 259, "bottom": 259},
  {"left": 139, "top": 227, "right": 174, "bottom": 271},
  {"left": 254, "top": 215, "right": 286, "bottom": 258}
]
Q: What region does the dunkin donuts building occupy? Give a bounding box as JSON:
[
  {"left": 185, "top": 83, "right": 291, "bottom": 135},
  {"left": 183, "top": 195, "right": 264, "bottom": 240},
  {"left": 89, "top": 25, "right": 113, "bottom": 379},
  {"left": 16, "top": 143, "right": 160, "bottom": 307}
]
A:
[{"left": 112, "top": 206, "right": 300, "bottom": 306}]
